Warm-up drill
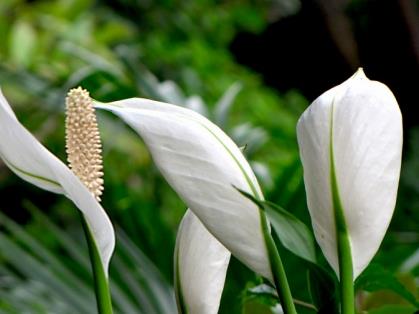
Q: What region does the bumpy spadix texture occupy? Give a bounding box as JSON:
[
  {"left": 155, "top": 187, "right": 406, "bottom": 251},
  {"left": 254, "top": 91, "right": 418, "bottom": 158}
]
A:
[
  {"left": 95, "top": 98, "right": 273, "bottom": 281},
  {"left": 0, "top": 89, "right": 114, "bottom": 274},
  {"left": 175, "top": 210, "right": 230, "bottom": 314},
  {"left": 297, "top": 69, "right": 402, "bottom": 279},
  {"left": 66, "top": 87, "right": 104, "bottom": 201}
]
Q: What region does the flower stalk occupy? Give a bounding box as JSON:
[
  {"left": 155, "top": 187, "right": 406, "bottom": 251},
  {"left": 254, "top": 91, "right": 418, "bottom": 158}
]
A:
[
  {"left": 80, "top": 213, "right": 113, "bottom": 314},
  {"left": 260, "top": 211, "right": 297, "bottom": 314}
]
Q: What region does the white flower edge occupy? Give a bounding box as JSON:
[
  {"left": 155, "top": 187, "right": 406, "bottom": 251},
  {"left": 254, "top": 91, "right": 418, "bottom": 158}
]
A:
[
  {"left": 297, "top": 69, "right": 402, "bottom": 279},
  {"left": 175, "top": 209, "right": 230, "bottom": 314},
  {"left": 95, "top": 98, "right": 273, "bottom": 281},
  {"left": 0, "top": 89, "right": 115, "bottom": 274}
]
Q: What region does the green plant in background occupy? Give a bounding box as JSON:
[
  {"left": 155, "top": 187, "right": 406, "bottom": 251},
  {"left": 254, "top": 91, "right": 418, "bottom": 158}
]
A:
[
  {"left": 0, "top": 203, "right": 175, "bottom": 314},
  {"left": 0, "top": 0, "right": 419, "bottom": 313}
]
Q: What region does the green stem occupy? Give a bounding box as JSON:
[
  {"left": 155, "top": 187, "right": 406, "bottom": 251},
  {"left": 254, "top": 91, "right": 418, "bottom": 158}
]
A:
[
  {"left": 331, "top": 159, "right": 355, "bottom": 314},
  {"left": 80, "top": 213, "right": 113, "bottom": 314},
  {"left": 260, "top": 211, "right": 297, "bottom": 314},
  {"left": 337, "top": 232, "right": 355, "bottom": 314},
  {"left": 329, "top": 101, "right": 355, "bottom": 314}
]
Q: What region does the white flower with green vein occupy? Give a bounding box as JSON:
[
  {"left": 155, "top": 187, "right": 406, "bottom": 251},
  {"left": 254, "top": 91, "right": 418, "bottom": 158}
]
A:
[
  {"left": 0, "top": 88, "right": 115, "bottom": 313},
  {"left": 94, "top": 98, "right": 270, "bottom": 278},
  {"left": 94, "top": 98, "right": 297, "bottom": 313},
  {"left": 297, "top": 68, "right": 403, "bottom": 313}
]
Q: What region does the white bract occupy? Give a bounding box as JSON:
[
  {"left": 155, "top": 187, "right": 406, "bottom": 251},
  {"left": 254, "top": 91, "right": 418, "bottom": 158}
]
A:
[
  {"left": 297, "top": 69, "right": 402, "bottom": 279},
  {"left": 0, "top": 89, "right": 115, "bottom": 274},
  {"left": 95, "top": 98, "right": 273, "bottom": 281},
  {"left": 175, "top": 209, "right": 230, "bottom": 314}
]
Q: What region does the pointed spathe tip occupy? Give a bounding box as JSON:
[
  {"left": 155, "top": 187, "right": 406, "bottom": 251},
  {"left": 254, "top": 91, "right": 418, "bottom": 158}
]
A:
[{"left": 353, "top": 67, "right": 368, "bottom": 80}]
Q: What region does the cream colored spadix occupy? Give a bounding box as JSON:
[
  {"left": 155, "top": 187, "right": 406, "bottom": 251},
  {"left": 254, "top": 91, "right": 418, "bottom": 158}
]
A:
[
  {"left": 94, "top": 98, "right": 273, "bottom": 281},
  {"left": 65, "top": 87, "right": 104, "bottom": 202},
  {"left": 0, "top": 89, "right": 114, "bottom": 274},
  {"left": 175, "top": 209, "right": 230, "bottom": 314},
  {"left": 297, "top": 69, "right": 402, "bottom": 279}
]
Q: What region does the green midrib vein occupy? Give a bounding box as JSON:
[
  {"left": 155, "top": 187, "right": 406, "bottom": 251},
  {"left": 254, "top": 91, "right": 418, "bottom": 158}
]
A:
[
  {"left": 173, "top": 114, "right": 266, "bottom": 312},
  {"left": 199, "top": 123, "right": 261, "bottom": 198},
  {"left": 329, "top": 98, "right": 354, "bottom": 313},
  {"left": 2, "top": 156, "right": 61, "bottom": 188}
]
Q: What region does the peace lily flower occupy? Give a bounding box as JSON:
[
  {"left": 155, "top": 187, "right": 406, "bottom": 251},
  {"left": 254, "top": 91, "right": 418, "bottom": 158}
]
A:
[
  {"left": 94, "top": 97, "right": 297, "bottom": 313},
  {"left": 175, "top": 209, "right": 230, "bottom": 314},
  {"left": 297, "top": 68, "right": 402, "bottom": 313},
  {"left": 94, "top": 98, "right": 271, "bottom": 278},
  {"left": 0, "top": 88, "right": 115, "bottom": 311}
]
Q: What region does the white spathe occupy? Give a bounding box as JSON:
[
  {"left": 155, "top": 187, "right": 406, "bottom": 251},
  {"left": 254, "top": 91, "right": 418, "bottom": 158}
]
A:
[
  {"left": 0, "top": 89, "right": 115, "bottom": 274},
  {"left": 175, "top": 209, "right": 230, "bottom": 314},
  {"left": 95, "top": 98, "right": 273, "bottom": 281},
  {"left": 297, "top": 69, "right": 403, "bottom": 279}
]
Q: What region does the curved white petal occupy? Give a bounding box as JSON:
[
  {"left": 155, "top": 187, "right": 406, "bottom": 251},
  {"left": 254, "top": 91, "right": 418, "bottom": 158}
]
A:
[
  {"left": 297, "top": 69, "right": 402, "bottom": 279},
  {"left": 95, "top": 98, "right": 273, "bottom": 281},
  {"left": 175, "top": 209, "right": 230, "bottom": 314},
  {"left": 0, "top": 89, "right": 115, "bottom": 274}
]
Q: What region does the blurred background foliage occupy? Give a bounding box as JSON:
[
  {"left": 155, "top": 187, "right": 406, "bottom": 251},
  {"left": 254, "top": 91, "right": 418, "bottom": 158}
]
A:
[{"left": 0, "top": 0, "right": 418, "bottom": 313}]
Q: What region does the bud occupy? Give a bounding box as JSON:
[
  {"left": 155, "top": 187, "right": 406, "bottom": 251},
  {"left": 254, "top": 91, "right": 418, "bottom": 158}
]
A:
[
  {"left": 65, "top": 87, "right": 104, "bottom": 201},
  {"left": 174, "top": 209, "right": 230, "bottom": 314},
  {"left": 297, "top": 68, "right": 403, "bottom": 279}
]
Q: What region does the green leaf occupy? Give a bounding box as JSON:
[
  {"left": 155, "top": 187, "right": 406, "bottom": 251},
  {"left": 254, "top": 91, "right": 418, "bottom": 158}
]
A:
[
  {"left": 265, "top": 202, "right": 316, "bottom": 264},
  {"left": 355, "top": 263, "right": 419, "bottom": 308},
  {"left": 0, "top": 233, "right": 92, "bottom": 313},
  {"left": 116, "top": 229, "right": 176, "bottom": 313},
  {"left": 238, "top": 189, "right": 316, "bottom": 263}
]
